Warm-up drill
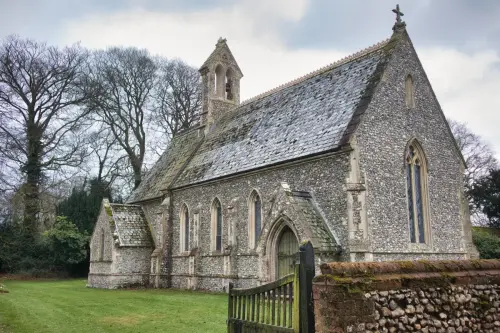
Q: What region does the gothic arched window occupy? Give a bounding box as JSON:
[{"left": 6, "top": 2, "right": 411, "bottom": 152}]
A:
[
  {"left": 405, "top": 74, "right": 415, "bottom": 108},
  {"left": 406, "top": 141, "right": 430, "bottom": 244},
  {"left": 248, "top": 190, "right": 263, "bottom": 249},
  {"left": 180, "top": 204, "right": 190, "bottom": 252},
  {"left": 211, "top": 198, "right": 223, "bottom": 251},
  {"left": 215, "top": 64, "right": 224, "bottom": 98}
]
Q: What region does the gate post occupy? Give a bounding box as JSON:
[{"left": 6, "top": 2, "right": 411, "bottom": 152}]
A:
[
  {"left": 227, "top": 282, "right": 234, "bottom": 333},
  {"left": 299, "top": 241, "right": 315, "bottom": 333}
]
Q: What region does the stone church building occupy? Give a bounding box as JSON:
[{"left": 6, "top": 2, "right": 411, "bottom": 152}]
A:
[{"left": 88, "top": 16, "right": 478, "bottom": 290}]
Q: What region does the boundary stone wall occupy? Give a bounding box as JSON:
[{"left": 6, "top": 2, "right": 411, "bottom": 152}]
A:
[{"left": 313, "top": 260, "right": 500, "bottom": 333}]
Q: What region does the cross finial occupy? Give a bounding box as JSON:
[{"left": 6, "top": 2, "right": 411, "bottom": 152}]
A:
[
  {"left": 392, "top": 4, "right": 404, "bottom": 23},
  {"left": 391, "top": 4, "right": 406, "bottom": 31},
  {"left": 217, "top": 37, "right": 227, "bottom": 45}
]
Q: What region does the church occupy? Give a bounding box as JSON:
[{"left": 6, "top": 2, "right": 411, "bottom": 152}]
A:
[{"left": 88, "top": 11, "right": 478, "bottom": 290}]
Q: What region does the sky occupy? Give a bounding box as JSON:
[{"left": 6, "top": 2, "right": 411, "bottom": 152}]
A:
[{"left": 1, "top": 0, "right": 499, "bottom": 158}]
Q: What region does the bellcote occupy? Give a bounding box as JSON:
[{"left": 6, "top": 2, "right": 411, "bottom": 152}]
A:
[{"left": 199, "top": 38, "right": 243, "bottom": 129}]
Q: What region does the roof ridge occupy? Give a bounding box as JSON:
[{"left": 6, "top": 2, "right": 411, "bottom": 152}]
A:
[{"left": 240, "top": 38, "right": 390, "bottom": 106}]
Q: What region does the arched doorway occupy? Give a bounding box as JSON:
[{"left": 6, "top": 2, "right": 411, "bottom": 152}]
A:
[{"left": 276, "top": 226, "right": 299, "bottom": 278}]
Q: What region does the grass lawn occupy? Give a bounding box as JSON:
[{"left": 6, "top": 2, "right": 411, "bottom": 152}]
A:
[{"left": 0, "top": 279, "right": 227, "bottom": 333}]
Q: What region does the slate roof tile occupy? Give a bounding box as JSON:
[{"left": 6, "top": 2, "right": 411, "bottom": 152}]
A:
[
  {"left": 110, "top": 204, "right": 153, "bottom": 247},
  {"left": 288, "top": 190, "right": 340, "bottom": 252},
  {"left": 173, "top": 43, "right": 389, "bottom": 187},
  {"left": 127, "top": 128, "right": 203, "bottom": 203},
  {"left": 128, "top": 38, "right": 394, "bottom": 202}
]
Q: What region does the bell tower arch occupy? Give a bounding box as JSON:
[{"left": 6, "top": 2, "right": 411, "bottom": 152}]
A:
[{"left": 199, "top": 38, "right": 243, "bottom": 130}]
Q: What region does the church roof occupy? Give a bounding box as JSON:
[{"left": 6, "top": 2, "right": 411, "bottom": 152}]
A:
[
  {"left": 128, "top": 36, "right": 397, "bottom": 203},
  {"left": 127, "top": 128, "right": 203, "bottom": 203},
  {"left": 109, "top": 203, "right": 153, "bottom": 247},
  {"left": 173, "top": 39, "right": 392, "bottom": 187}
]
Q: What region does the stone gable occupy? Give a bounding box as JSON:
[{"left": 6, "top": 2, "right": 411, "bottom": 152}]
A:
[{"left": 352, "top": 30, "right": 476, "bottom": 260}]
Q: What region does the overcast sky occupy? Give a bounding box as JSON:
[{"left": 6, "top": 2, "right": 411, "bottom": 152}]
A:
[{"left": 1, "top": 0, "right": 499, "bottom": 158}]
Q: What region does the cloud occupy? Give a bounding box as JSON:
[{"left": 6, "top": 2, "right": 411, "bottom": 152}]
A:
[
  {"left": 283, "top": 0, "right": 500, "bottom": 54},
  {"left": 242, "top": 0, "right": 308, "bottom": 22},
  {"left": 59, "top": 1, "right": 500, "bottom": 159},
  {"left": 419, "top": 48, "right": 500, "bottom": 158},
  {"left": 59, "top": 0, "right": 346, "bottom": 99}
]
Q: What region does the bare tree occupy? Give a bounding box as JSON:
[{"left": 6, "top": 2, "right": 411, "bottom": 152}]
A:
[
  {"left": 0, "top": 36, "right": 91, "bottom": 233},
  {"left": 449, "top": 119, "right": 498, "bottom": 191},
  {"left": 153, "top": 59, "right": 202, "bottom": 138},
  {"left": 448, "top": 119, "right": 499, "bottom": 222},
  {"left": 87, "top": 47, "right": 156, "bottom": 190},
  {"left": 87, "top": 126, "right": 126, "bottom": 185},
  {"left": 83, "top": 125, "right": 136, "bottom": 199}
]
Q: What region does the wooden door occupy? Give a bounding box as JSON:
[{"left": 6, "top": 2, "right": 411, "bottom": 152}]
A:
[{"left": 277, "top": 227, "right": 299, "bottom": 278}]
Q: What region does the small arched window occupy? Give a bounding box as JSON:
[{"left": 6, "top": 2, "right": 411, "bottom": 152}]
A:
[
  {"left": 248, "top": 190, "right": 263, "bottom": 249},
  {"left": 215, "top": 64, "right": 224, "bottom": 98},
  {"left": 180, "top": 204, "right": 190, "bottom": 252},
  {"left": 406, "top": 141, "right": 430, "bottom": 244},
  {"left": 405, "top": 74, "right": 415, "bottom": 108},
  {"left": 211, "top": 198, "right": 223, "bottom": 251},
  {"left": 99, "top": 228, "right": 105, "bottom": 261}
]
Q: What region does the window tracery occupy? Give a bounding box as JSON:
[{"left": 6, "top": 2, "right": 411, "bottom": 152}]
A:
[{"left": 406, "top": 141, "right": 430, "bottom": 244}]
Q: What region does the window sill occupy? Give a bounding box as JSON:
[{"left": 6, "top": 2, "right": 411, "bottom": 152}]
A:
[
  {"left": 206, "top": 251, "right": 225, "bottom": 257},
  {"left": 409, "top": 243, "right": 433, "bottom": 252}
]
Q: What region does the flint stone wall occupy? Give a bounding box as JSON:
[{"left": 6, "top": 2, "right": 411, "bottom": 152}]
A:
[
  {"left": 164, "top": 153, "right": 350, "bottom": 291},
  {"left": 313, "top": 260, "right": 500, "bottom": 333},
  {"left": 88, "top": 247, "right": 152, "bottom": 289}
]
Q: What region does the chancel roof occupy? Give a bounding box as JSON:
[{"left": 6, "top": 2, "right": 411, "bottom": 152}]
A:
[
  {"left": 128, "top": 37, "right": 396, "bottom": 203},
  {"left": 110, "top": 203, "right": 153, "bottom": 247}
]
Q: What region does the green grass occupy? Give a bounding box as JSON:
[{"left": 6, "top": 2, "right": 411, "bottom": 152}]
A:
[{"left": 0, "top": 280, "right": 227, "bottom": 333}]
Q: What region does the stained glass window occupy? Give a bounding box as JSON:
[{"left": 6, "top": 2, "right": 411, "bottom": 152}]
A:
[
  {"left": 406, "top": 143, "right": 428, "bottom": 244},
  {"left": 414, "top": 163, "right": 425, "bottom": 243},
  {"left": 406, "top": 164, "right": 415, "bottom": 243}
]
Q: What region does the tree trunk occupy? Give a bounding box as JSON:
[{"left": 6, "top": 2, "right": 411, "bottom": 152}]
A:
[
  {"left": 23, "top": 120, "right": 43, "bottom": 234},
  {"left": 132, "top": 161, "right": 142, "bottom": 190}
]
